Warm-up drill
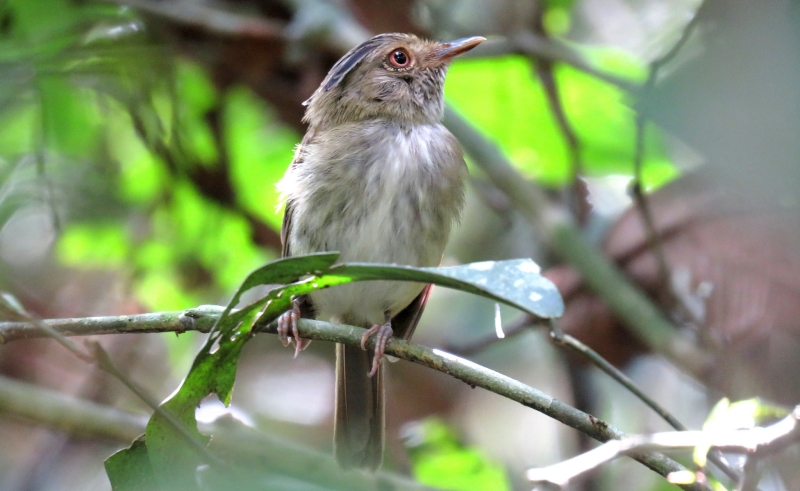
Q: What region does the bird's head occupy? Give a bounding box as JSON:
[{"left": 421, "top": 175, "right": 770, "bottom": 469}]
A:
[{"left": 303, "top": 33, "right": 484, "bottom": 128}]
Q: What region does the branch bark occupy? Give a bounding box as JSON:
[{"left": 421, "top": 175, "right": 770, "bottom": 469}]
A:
[{"left": 527, "top": 406, "right": 800, "bottom": 489}]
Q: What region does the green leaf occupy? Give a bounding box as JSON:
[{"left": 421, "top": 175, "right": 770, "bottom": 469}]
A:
[
  {"left": 325, "top": 259, "right": 563, "bottom": 319},
  {"left": 224, "top": 87, "right": 297, "bottom": 231},
  {"left": 143, "top": 253, "right": 340, "bottom": 485},
  {"left": 104, "top": 435, "right": 159, "bottom": 491},
  {"left": 142, "top": 254, "right": 562, "bottom": 485},
  {"left": 405, "top": 419, "right": 510, "bottom": 491},
  {"left": 56, "top": 222, "right": 130, "bottom": 267}
]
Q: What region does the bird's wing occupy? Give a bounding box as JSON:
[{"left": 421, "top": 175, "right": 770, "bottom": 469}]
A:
[
  {"left": 391, "top": 284, "right": 433, "bottom": 340},
  {"left": 280, "top": 129, "right": 316, "bottom": 258},
  {"left": 280, "top": 199, "right": 293, "bottom": 258}
]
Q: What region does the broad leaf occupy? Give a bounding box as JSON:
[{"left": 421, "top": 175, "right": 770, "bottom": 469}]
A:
[
  {"left": 143, "top": 253, "right": 340, "bottom": 484},
  {"left": 105, "top": 436, "right": 158, "bottom": 491},
  {"left": 142, "top": 253, "right": 562, "bottom": 485}
]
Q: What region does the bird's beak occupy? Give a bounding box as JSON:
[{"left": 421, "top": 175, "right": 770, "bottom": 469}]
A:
[{"left": 433, "top": 36, "right": 485, "bottom": 61}]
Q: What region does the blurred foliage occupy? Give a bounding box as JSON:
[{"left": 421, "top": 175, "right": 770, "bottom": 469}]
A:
[
  {"left": 695, "top": 398, "right": 791, "bottom": 468},
  {"left": 445, "top": 53, "right": 676, "bottom": 188},
  {"left": 405, "top": 418, "right": 511, "bottom": 491},
  {"left": 0, "top": 0, "right": 292, "bottom": 313},
  {"left": 0, "top": 0, "right": 679, "bottom": 316},
  {"left": 0, "top": 0, "right": 692, "bottom": 489}
]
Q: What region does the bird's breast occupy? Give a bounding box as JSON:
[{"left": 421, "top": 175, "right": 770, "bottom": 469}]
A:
[{"left": 280, "top": 121, "right": 466, "bottom": 324}]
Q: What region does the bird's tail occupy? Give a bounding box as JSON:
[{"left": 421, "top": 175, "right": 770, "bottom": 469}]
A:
[{"left": 334, "top": 343, "right": 384, "bottom": 470}]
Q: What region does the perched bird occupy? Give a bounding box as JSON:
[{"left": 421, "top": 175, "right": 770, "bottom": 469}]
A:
[{"left": 276, "top": 32, "right": 483, "bottom": 470}]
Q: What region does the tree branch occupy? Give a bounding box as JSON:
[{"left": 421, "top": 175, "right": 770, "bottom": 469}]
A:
[
  {"left": 442, "top": 106, "right": 714, "bottom": 379},
  {"left": 0, "top": 373, "right": 443, "bottom": 491},
  {"left": 0, "top": 373, "right": 146, "bottom": 441},
  {"left": 106, "top": 0, "right": 286, "bottom": 39},
  {"left": 0, "top": 308, "right": 709, "bottom": 491},
  {"left": 274, "top": 0, "right": 712, "bottom": 387},
  {"left": 526, "top": 406, "right": 800, "bottom": 489}
]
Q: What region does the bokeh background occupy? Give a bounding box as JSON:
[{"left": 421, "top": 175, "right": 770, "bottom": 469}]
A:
[{"left": 0, "top": 0, "right": 799, "bottom": 490}]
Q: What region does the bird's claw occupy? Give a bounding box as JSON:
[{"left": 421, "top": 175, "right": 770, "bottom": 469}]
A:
[
  {"left": 361, "top": 321, "right": 393, "bottom": 377},
  {"left": 276, "top": 303, "right": 310, "bottom": 357}
]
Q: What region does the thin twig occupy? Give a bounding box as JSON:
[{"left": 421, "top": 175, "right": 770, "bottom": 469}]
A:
[
  {"left": 550, "top": 320, "right": 685, "bottom": 430},
  {"left": 505, "top": 32, "right": 639, "bottom": 93},
  {"left": 0, "top": 373, "right": 147, "bottom": 440},
  {"left": 630, "top": 3, "right": 706, "bottom": 305},
  {"left": 526, "top": 406, "right": 800, "bottom": 489},
  {"left": 447, "top": 314, "right": 742, "bottom": 485},
  {"left": 442, "top": 106, "right": 714, "bottom": 378},
  {"left": 547, "top": 320, "right": 744, "bottom": 485},
  {"left": 87, "top": 340, "right": 223, "bottom": 465},
  {"left": 105, "top": 0, "right": 286, "bottom": 39},
  {"left": 739, "top": 457, "right": 761, "bottom": 491},
  {"left": 0, "top": 299, "right": 220, "bottom": 465},
  {"left": 533, "top": 59, "right": 588, "bottom": 222}
]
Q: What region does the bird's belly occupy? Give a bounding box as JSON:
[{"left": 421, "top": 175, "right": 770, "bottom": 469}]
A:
[
  {"left": 302, "top": 197, "right": 439, "bottom": 326},
  {"left": 284, "top": 122, "right": 465, "bottom": 326},
  {"left": 293, "top": 181, "right": 449, "bottom": 325}
]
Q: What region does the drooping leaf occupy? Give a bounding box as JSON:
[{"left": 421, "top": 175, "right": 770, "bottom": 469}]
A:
[
  {"left": 143, "top": 253, "right": 562, "bottom": 484},
  {"left": 104, "top": 436, "right": 159, "bottom": 491},
  {"left": 143, "top": 253, "right": 340, "bottom": 484}
]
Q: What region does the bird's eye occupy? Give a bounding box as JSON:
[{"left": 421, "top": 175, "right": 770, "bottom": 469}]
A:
[{"left": 388, "top": 48, "right": 411, "bottom": 68}]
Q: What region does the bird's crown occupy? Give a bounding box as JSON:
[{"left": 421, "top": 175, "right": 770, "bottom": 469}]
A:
[{"left": 303, "top": 33, "right": 483, "bottom": 128}]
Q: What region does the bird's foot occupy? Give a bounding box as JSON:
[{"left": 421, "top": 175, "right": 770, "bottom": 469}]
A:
[
  {"left": 361, "top": 314, "right": 393, "bottom": 377},
  {"left": 276, "top": 299, "right": 310, "bottom": 358}
]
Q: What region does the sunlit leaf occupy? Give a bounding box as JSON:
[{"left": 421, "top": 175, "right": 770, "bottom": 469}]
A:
[
  {"left": 224, "top": 87, "right": 297, "bottom": 230},
  {"left": 694, "top": 397, "right": 790, "bottom": 467},
  {"left": 57, "top": 222, "right": 130, "bottom": 267},
  {"left": 446, "top": 54, "right": 676, "bottom": 189},
  {"left": 0, "top": 103, "right": 37, "bottom": 157},
  {"left": 404, "top": 419, "right": 510, "bottom": 491},
  {"left": 106, "top": 100, "right": 169, "bottom": 204},
  {"left": 38, "top": 77, "right": 101, "bottom": 156}
]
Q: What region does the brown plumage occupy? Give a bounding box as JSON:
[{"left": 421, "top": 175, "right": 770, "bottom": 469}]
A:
[{"left": 276, "top": 32, "right": 483, "bottom": 470}]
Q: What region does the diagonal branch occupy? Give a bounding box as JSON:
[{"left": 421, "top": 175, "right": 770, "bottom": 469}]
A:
[
  {"left": 442, "top": 106, "right": 713, "bottom": 378},
  {"left": 527, "top": 406, "right": 800, "bottom": 489}
]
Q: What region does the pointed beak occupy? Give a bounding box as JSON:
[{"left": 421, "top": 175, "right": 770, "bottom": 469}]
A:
[{"left": 433, "top": 36, "right": 485, "bottom": 61}]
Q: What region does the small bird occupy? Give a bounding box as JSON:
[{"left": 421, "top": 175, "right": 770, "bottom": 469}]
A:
[{"left": 276, "top": 32, "right": 483, "bottom": 470}]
